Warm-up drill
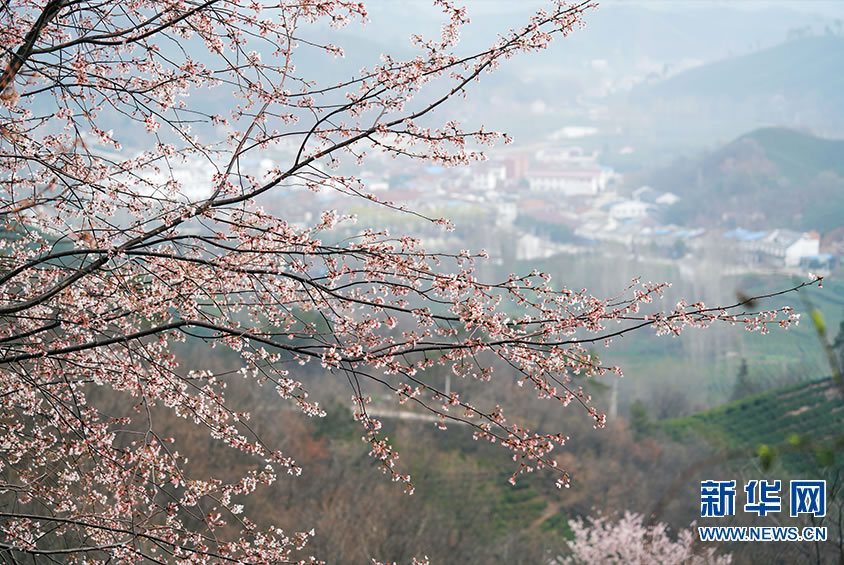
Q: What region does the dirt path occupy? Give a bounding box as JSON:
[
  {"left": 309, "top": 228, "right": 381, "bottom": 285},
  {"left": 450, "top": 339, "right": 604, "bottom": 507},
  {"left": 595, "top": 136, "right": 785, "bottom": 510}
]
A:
[{"left": 531, "top": 499, "right": 562, "bottom": 530}]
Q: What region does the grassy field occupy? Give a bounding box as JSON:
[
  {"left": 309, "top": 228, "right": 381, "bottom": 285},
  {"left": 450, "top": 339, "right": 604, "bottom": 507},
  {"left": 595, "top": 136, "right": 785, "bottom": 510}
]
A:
[{"left": 517, "top": 253, "right": 843, "bottom": 410}]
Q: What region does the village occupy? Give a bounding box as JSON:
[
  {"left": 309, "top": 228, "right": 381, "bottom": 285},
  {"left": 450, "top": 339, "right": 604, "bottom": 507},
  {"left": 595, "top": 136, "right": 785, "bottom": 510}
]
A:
[
  {"left": 332, "top": 143, "right": 834, "bottom": 276},
  {"left": 158, "top": 134, "right": 834, "bottom": 278}
]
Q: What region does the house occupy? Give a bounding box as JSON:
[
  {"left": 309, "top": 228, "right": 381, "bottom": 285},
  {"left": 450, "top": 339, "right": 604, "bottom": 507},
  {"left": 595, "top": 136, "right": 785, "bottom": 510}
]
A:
[
  {"left": 632, "top": 186, "right": 680, "bottom": 207},
  {"left": 777, "top": 230, "right": 820, "bottom": 267},
  {"left": 655, "top": 192, "right": 680, "bottom": 206}
]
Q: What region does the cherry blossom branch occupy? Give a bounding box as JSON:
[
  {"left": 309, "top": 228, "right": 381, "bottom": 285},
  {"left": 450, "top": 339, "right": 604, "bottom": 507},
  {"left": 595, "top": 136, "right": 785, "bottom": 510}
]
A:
[{"left": 0, "top": 0, "right": 65, "bottom": 94}]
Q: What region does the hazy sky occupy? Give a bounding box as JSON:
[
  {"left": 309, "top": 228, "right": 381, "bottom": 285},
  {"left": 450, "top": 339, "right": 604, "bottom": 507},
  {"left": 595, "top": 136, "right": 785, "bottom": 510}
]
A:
[
  {"left": 620, "top": 0, "right": 844, "bottom": 16},
  {"left": 440, "top": 0, "right": 844, "bottom": 17}
]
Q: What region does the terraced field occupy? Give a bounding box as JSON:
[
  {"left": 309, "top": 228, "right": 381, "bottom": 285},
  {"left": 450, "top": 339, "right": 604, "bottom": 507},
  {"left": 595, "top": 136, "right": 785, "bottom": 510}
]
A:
[{"left": 662, "top": 377, "right": 843, "bottom": 476}]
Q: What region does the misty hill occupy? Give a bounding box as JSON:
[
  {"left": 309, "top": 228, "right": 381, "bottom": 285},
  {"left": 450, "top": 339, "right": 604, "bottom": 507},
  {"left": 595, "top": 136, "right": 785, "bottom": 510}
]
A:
[
  {"left": 635, "top": 35, "right": 844, "bottom": 103},
  {"left": 644, "top": 127, "right": 844, "bottom": 232},
  {"left": 621, "top": 36, "right": 844, "bottom": 146},
  {"left": 737, "top": 126, "right": 844, "bottom": 181}
]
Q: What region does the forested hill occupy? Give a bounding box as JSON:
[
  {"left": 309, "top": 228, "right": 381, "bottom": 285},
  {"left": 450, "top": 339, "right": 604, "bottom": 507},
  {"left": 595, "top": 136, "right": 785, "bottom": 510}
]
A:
[
  {"left": 731, "top": 127, "right": 844, "bottom": 182},
  {"left": 644, "top": 127, "right": 844, "bottom": 232}
]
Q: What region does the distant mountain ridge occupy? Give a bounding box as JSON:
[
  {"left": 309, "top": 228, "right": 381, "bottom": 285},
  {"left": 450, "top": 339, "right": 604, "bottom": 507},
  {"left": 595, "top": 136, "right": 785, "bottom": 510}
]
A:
[
  {"left": 624, "top": 36, "right": 844, "bottom": 144},
  {"left": 635, "top": 35, "right": 844, "bottom": 103}
]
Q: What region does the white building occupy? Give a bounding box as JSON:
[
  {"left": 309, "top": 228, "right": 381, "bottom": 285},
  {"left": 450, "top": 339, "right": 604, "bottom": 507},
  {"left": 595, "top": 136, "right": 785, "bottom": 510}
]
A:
[
  {"left": 525, "top": 168, "right": 609, "bottom": 195},
  {"left": 655, "top": 192, "right": 680, "bottom": 206},
  {"left": 779, "top": 231, "right": 820, "bottom": 267},
  {"left": 469, "top": 165, "right": 507, "bottom": 191},
  {"left": 608, "top": 199, "right": 652, "bottom": 220}
]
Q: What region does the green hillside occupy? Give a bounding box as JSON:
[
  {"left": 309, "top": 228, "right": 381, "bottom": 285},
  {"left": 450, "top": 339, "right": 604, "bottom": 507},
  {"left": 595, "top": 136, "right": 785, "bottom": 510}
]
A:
[
  {"left": 733, "top": 127, "right": 844, "bottom": 183},
  {"left": 662, "top": 377, "right": 844, "bottom": 476},
  {"left": 649, "top": 127, "right": 844, "bottom": 232}
]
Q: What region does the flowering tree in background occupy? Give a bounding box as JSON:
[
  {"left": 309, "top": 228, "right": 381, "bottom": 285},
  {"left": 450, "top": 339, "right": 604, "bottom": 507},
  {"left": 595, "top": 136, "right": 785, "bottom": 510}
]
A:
[
  {"left": 559, "top": 511, "right": 732, "bottom": 565},
  {"left": 0, "top": 0, "right": 815, "bottom": 562}
]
